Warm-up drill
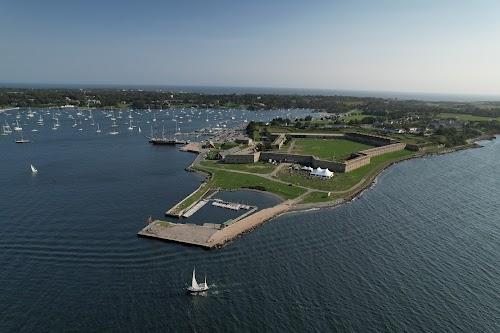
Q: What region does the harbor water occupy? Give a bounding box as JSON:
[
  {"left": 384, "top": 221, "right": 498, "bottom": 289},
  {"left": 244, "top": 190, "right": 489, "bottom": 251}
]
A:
[{"left": 0, "top": 109, "right": 498, "bottom": 332}]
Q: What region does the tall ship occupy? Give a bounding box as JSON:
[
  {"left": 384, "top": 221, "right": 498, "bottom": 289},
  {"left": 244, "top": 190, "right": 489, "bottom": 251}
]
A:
[{"left": 148, "top": 124, "right": 185, "bottom": 145}]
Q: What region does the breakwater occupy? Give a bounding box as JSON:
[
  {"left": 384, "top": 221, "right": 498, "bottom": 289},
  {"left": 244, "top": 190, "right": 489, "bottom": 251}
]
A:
[{"left": 139, "top": 201, "right": 292, "bottom": 248}]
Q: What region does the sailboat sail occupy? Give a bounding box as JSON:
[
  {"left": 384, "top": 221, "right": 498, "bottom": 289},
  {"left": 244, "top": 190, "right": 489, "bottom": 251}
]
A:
[
  {"left": 30, "top": 164, "right": 38, "bottom": 173},
  {"left": 191, "top": 268, "right": 199, "bottom": 289}
]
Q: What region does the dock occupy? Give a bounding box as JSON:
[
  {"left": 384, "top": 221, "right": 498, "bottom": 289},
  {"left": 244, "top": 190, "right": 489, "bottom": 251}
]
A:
[
  {"left": 138, "top": 220, "right": 218, "bottom": 248},
  {"left": 211, "top": 199, "right": 251, "bottom": 211},
  {"left": 182, "top": 199, "right": 208, "bottom": 217},
  {"left": 179, "top": 142, "right": 202, "bottom": 153},
  {"left": 138, "top": 201, "right": 291, "bottom": 248}
]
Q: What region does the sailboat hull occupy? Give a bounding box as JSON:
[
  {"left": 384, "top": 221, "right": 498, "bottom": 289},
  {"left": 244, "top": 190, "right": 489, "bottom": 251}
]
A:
[{"left": 186, "top": 284, "right": 209, "bottom": 293}]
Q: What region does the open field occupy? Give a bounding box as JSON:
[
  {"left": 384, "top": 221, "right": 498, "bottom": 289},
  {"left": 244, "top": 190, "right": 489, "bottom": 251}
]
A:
[
  {"left": 300, "top": 191, "right": 333, "bottom": 203},
  {"left": 168, "top": 183, "right": 212, "bottom": 214},
  {"left": 199, "top": 160, "right": 276, "bottom": 174},
  {"left": 437, "top": 113, "right": 500, "bottom": 122},
  {"left": 341, "top": 110, "right": 377, "bottom": 122},
  {"left": 195, "top": 166, "right": 306, "bottom": 200},
  {"left": 277, "top": 149, "right": 414, "bottom": 193},
  {"left": 290, "top": 138, "right": 374, "bottom": 161}
]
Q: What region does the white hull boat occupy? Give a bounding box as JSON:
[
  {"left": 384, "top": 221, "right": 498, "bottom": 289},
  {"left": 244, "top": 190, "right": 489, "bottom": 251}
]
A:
[{"left": 186, "top": 268, "right": 209, "bottom": 293}]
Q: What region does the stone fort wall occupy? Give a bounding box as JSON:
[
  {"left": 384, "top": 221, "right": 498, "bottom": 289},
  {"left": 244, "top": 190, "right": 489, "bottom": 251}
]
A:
[
  {"left": 358, "top": 142, "right": 406, "bottom": 157},
  {"left": 223, "top": 133, "right": 405, "bottom": 172},
  {"left": 223, "top": 152, "right": 261, "bottom": 164},
  {"left": 258, "top": 152, "right": 374, "bottom": 173}
]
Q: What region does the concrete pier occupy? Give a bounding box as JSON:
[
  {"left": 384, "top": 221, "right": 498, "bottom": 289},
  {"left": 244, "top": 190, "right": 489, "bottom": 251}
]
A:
[
  {"left": 138, "top": 220, "right": 218, "bottom": 248},
  {"left": 138, "top": 201, "right": 291, "bottom": 248},
  {"left": 182, "top": 199, "right": 208, "bottom": 217}
]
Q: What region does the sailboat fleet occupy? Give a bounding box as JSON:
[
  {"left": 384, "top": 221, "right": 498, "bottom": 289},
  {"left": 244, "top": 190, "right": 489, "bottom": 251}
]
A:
[{"left": 1, "top": 106, "right": 311, "bottom": 145}]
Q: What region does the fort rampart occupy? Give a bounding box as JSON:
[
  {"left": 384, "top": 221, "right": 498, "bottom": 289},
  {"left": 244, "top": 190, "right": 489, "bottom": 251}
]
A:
[{"left": 223, "top": 132, "right": 406, "bottom": 173}]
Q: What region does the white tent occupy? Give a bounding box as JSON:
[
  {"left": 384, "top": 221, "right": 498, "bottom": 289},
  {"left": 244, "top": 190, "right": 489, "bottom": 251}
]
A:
[
  {"left": 310, "top": 167, "right": 333, "bottom": 178},
  {"left": 301, "top": 166, "right": 313, "bottom": 172}
]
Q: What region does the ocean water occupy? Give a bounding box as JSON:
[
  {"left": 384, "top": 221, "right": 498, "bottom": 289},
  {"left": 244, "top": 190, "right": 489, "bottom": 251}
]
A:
[{"left": 0, "top": 110, "right": 499, "bottom": 332}]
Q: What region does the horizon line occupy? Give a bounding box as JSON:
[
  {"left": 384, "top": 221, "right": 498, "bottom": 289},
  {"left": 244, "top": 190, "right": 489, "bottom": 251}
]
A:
[{"left": 1, "top": 81, "right": 500, "bottom": 102}]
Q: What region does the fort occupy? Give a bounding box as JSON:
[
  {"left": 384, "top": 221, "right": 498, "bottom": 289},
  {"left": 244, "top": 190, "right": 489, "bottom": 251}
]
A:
[
  {"left": 138, "top": 131, "right": 422, "bottom": 249},
  {"left": 222, "top": 132, "right": 407, "bottom": 173}
]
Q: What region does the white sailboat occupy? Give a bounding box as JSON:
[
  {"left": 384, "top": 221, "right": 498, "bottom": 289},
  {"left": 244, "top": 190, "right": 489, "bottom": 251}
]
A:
[
  {"left": 96, "top": 123, "right": 101, "bottom": 133},
  {"left": 14, "top": 120, "right": 22, "bottom": 131},
  {"left": 128, "top": 119, "right": 133, "bottom": 130},
  {"left": 186, "top": 268, "right": 209, "bottom": 293},
  {"left": 15, "top": 130, "right": 30, "bottom": 143},
  {"left": 30, "top": 164, "right": 38, "bottom": 174},
  {"left": 109, "top": 121, "right": 119, "bottom": 135},
  {"left": 2, "top": 121, "right": 12, "bottom": 135},
  {"left": 138, "top": 126, "right": 142, "bottom": 134}
]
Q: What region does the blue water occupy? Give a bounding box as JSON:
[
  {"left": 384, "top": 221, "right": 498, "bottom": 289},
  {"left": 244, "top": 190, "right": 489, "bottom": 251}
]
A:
[{"left": 0, "top": 109, "right": 499, "bottom": 332}]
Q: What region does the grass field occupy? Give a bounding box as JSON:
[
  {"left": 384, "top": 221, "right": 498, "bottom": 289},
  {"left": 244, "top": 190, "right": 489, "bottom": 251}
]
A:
[
  {"left": 195, "top": 166, "right": 306, "bottom": 199},
  {"left": 199, "top": 160, "right": 276, "bottom": 174},
  {"left": 171, "top": 183, "right": 212, "bottom": 213},
  {"left": 437, "top": 113, "right": 500, "bottom": 122},
  {"left": 290, "top": 138, "right": 374, "bottom": 161},
  {"left": 277, "top": 149, "right": 414, "bottom": 193},
  {"left": 300, "top": 191, "right": 334, "bottom": 203},
  {"left": 342, "top": 110, "right": 376, "bottom": 122}
]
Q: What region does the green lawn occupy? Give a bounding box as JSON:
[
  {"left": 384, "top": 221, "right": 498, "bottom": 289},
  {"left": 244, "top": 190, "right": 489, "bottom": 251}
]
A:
[
  {"left": 342, "top": 110, "right": 375, "bottom": 122},
  {"left": 195, "top": 167, "right": 306, "bottom": 200},
  {"left": 437, "top": 113, "right": 500, "bottom": 122},
  {"left": 290, "top": 138, "right": 374, "bottom": 161},
  {"left": 172, "top": 183, "right": 212, "bottom": 213},
  {"left": 199, "top": 160, "right": 276, "bottom": 174},
  {"left": 300, "top": 191, "right": 334, "bottom": 203},
  {"left": 277, "top": 149, "right": 414, "bottom": 192}
]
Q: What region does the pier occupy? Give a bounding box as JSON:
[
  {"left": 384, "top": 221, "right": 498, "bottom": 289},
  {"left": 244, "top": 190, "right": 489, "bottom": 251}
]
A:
[
  {"left": 182, "top": 199, "right": 208, "bottom": 217},
  {"left": 138, "top": 201, "right": 291, "bottom": 248},
  {"left": 211, "top": 199, "right": 251, "bottom": 211},
  {"left": 138, "top": 220, "right": 218, "bottom": 248},
  {"left": 179, "top": 142, "right": 202, "bottom": 153}
]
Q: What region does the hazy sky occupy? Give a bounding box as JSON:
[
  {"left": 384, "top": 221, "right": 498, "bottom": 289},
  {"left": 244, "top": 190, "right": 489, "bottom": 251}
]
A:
[{"left": 1, "top": 0, "right": 499, "bottom": 95}]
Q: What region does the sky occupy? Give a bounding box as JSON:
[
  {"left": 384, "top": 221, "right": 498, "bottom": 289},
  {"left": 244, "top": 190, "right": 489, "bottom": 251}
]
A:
[{"left": 1, "top": 0, "right": 500, "bottom": 95}]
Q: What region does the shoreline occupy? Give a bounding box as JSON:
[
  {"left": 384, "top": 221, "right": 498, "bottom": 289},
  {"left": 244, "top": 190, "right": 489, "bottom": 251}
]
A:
[
  {"left": 139, "top": 135, "right": 497, "bottom": 248},
  {"left": 286, "top": 136, "right": 495, "bottom": 213}
]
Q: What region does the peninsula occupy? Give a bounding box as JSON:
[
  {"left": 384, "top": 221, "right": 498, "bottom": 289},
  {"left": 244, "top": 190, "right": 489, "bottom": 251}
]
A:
[
  {"left": 133, "top": 94, "right": 499, "bottom": 248},
  {"left": 1, "top": 87, "right": 498, "bottom": 247}
]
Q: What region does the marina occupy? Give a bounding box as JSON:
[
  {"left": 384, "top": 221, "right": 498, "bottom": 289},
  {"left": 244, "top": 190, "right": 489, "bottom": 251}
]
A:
[{"left": 138, "top": 201, "right": 290, "bottom": 248}]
